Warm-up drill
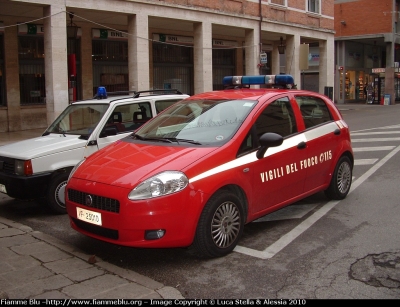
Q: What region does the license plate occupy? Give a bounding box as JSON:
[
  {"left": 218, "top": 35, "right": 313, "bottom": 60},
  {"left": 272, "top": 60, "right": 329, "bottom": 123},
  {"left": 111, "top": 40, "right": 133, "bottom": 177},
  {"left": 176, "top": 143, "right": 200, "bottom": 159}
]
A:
[
  {"left": 76, "top": 207, "right": 102, "bottom": 226},
  {"left": 0, "top": 184, "right": 7, "bottom": 194}
]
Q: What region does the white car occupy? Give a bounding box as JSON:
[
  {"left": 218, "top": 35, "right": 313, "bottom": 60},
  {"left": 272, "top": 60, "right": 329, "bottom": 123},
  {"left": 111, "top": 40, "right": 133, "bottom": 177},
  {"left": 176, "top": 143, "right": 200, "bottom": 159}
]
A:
[{"left": 0, "top": 88, "right": 189, "bottom": 214}]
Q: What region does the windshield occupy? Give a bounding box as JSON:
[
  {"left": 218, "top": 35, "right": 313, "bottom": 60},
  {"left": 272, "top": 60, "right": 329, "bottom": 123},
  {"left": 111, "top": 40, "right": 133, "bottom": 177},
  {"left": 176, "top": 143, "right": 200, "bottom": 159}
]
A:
[
  {"left": 45, "top": 104, "right": 109, "bottom": 138},
  {"left": 134, "top": 99, "right": 257, "bottom": 145}
]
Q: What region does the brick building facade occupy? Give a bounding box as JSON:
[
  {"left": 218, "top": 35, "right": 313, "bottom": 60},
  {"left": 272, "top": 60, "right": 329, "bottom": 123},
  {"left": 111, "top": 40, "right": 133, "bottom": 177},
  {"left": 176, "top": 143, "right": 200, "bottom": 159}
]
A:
[
  {"left": 0, "top": 0, "right": 334, "bottom": 132},
  {"left": 334, "top": 0, "right": 400, "bottom": 104}
]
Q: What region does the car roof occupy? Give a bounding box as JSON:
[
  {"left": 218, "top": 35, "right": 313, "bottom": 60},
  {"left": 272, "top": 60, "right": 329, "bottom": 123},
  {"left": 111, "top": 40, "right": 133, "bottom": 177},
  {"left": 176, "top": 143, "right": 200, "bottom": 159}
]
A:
[{"left": 69, "top": 92, "right": 189, "bottom": 106}]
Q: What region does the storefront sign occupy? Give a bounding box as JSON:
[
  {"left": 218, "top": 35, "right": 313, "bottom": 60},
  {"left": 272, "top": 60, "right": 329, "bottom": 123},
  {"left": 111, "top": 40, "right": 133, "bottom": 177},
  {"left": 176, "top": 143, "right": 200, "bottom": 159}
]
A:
[
  {"left": 308, "top": 46, "right": 319, "bottom": 67},
  {"left": 260, "top": 52, "right": 268, "bottom": 64},
  {"left": 18, "top": 24, "right": 44, "bottom": 35},
  {"left": 153, "top": 34, "right": 194, "bottom": 45},
  {"left": 92, "top": 29, "right": 128, "bottom": 40},
  {"left": 18, "top": 23, "right": 82, "bottom": 37},
  {"left": 212, "top": 39, "right": 238, "bottom": 47},
  {"left": 372, "top": 68, "right": 385, "bottom": 73}
]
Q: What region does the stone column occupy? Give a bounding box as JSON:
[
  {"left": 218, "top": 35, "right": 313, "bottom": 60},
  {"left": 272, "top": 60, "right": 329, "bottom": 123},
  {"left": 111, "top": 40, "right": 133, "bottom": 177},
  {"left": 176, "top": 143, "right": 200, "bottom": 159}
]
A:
[
  {"left": 81, "top": 24, "right": 93, "bottom": 99},
  {"left": 43, "top": 5, "right": 69, "bottom": 125},
  {"left": 271, "top": 42, "right": 280, "bottom": 75},
  {"left": 128, "top": 14, "right": 149, "bottom": 92},
  {"left": 3, "top": 19, "right": 20, "bottom": 132},
  {"left": 244, "top": 28, "right": 259, "bottom": 76},
  {"left": 286, "top": 35, "right": 301, "bottom": 89},
  {"left": 193, "top": 22, "right": 212, "bottom": 94},
  {"left": 319, "top": 38, "right": 334, "bottom": 96}
]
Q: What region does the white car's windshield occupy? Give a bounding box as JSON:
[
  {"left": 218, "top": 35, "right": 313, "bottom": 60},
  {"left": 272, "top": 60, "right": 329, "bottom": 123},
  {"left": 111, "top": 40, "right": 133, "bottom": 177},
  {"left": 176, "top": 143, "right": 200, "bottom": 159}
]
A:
[
  {"left": 134, "top": 99, "right": 256, "bottom": 145},
  {"left": 45, "top": 104, "right": 109, "bottom": 138}
]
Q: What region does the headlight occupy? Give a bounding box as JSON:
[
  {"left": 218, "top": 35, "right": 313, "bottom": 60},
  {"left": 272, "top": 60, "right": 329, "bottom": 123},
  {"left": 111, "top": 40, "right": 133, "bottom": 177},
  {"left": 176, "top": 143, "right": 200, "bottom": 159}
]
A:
[
  {"left": 68, "top": 159, "right": 85, "bottom": 182},
  {"left": 128, "top": 171, "right": 189, "bottom": 200}
]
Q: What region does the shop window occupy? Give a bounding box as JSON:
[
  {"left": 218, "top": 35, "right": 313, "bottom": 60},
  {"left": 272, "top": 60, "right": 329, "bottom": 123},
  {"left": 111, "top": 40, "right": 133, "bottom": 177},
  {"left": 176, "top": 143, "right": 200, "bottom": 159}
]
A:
[
  {"left": 213, "top": 48, "right": 236, "bottom": 90},
  {"left": 152, "top": 42, "right": 193, "bottom": 95},
  {"left": 307, "top": 0, "right": 320, "bottom": 14},
  {"left": 18, "top": 36, "right": 45, "bottom": 105},
  {"left": 92, "top": 40, "right": 127, "bottom": 62},
  {"left": 92, "top": 40, "right": 128, "bottom": 95}
]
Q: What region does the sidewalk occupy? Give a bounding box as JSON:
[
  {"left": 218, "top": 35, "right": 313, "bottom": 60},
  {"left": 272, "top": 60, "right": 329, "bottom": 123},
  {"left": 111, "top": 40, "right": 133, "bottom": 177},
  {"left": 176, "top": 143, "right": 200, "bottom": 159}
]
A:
[
  {"left": 0, "top": 216, "right": 184, "bottom": 299},
  {"left": 0, "top": 130, "right": 184, "bottom": 299}
]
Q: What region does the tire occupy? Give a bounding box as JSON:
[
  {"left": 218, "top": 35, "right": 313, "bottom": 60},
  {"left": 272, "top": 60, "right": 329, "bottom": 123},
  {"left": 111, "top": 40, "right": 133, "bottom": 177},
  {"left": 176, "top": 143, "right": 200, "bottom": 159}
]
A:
[
  {"left": 190, "top": 190, "right": 245, "bottom": 258},
  {"left": 324, "top": 156, "right": 352, "bottom": 200},
  {"left": 46, "top": 171, "right": 69, "bottom": 214}
]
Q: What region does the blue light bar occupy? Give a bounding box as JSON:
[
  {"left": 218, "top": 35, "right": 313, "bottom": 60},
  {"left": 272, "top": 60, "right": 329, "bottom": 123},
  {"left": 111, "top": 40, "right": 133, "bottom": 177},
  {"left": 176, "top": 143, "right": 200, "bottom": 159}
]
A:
[
  {"left": 222, "top": 75, "right": 295, "bottom": 87},
  {"left": 96, "top": 86, "right": 107, "bottom": 99}
]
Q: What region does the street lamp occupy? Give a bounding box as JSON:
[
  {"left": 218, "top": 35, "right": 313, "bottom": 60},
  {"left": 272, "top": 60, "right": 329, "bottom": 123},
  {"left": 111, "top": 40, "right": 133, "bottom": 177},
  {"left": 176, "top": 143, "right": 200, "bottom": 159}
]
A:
[
  {"left": 67, "top": 12, "right": 79, "bottom": 39},
  {"left": 278, "top": 37, "right": 285, "bottom": 55}
]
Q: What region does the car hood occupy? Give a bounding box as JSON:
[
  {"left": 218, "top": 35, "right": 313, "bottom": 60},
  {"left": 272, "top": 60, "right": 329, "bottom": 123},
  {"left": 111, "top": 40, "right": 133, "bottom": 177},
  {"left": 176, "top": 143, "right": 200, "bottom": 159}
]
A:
[
  {"left": 73, "top": 140, "right": 218, "bottom": 189},
  {"left": 0, "top": 134, "right": 87, "bottom": 160}
]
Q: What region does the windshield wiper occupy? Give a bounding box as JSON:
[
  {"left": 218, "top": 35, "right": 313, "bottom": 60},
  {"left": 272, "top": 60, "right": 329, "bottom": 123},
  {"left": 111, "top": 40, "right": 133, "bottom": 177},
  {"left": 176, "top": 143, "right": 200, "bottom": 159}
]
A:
[
  {"left": 131, "top": 134, "right": 173, "bottom": 143},
  {"left": 132, "top": 134, "right": 201, "bottom": 145},
  {"left": 164, "top": 138, "right": 202, "bottom": 145}
]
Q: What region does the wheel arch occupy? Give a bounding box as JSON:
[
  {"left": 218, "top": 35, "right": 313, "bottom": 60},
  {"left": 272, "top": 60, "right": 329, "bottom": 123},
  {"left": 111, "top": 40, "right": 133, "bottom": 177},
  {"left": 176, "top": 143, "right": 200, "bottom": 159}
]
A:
[{"left": 216, "top": 184, "right": 249, "bottom": 222}]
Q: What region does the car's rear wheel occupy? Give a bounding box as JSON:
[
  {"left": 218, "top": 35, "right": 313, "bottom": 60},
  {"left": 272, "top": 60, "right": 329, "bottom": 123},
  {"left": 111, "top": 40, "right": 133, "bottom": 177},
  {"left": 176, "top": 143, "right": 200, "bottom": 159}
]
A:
[
  {"left": 325, "top": 155, "right": 352, "bottom": 200},
  {"left": 46, "top": 171, "right": 69, "bottom": 214},
  {"left": 191, "top": 190, "right": 244, "bottom": 258}
]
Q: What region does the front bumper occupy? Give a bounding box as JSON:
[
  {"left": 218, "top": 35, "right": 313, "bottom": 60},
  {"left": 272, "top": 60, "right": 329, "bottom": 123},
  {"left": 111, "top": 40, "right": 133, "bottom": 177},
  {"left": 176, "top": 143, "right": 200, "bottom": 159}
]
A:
[
  {"left": 0, "top": 171, "right": 52, "bottom": 199},
  {"left": 66, "top": 178, "right": 205, "bottom": 248}
]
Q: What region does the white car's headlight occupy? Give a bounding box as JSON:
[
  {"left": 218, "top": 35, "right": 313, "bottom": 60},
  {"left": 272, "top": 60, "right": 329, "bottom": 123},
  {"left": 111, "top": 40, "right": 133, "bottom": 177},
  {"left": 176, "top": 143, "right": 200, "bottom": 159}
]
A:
[
  {"left": 128, "top": 171, "right": 189, "bottom": 200},
  {"left": 68, "top": 159, "right": 85, "bottom": 182}
]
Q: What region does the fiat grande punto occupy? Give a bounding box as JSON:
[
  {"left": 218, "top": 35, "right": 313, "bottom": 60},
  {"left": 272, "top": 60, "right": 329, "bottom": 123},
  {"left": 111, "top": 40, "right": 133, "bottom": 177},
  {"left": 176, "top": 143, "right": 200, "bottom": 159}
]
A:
[{"left": 65, "top": 75, "right": 353, "bottom": 258}]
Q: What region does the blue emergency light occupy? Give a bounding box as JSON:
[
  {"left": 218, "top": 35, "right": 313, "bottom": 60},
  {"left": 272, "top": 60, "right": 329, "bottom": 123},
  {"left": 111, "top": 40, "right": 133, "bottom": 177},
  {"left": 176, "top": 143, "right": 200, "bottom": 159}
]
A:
[
  {"left": 222, "top": 74, "right": 295, "bottom": 88},
  {"left": 96, "top": 86, "right": 107, "bottom": 99}
]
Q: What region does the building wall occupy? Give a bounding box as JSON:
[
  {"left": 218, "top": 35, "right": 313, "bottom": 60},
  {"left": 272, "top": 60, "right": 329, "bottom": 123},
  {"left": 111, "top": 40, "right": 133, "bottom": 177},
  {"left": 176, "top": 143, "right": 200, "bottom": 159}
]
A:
[
  {"left": 334, "top": 0, "right": 393, "bottom": 36},
  {"left": 333, "top": 0, "right": 399, "bottom": 104},
  {"left": 0, "top": 0, "right": 335, "bottom": 132}
]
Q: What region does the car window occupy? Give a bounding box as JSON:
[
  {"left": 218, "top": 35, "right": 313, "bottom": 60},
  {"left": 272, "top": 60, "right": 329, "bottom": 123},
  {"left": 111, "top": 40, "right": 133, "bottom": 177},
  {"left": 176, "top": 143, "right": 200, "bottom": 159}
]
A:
[
  {"left": 255, "top": 97, "right": 297, "bottom": 139},
  {"left": 237, "top": 97, "right": 296, "bottom": 156},
  {"left": 135, "top": 99, "right": 256, "bottom": 145},
  {"left": 294, "top": 95, "right": 333, "bottom": 129},
  {"left": 104, "top": 102, "right": 153, "bottom": 135},
  {"left": 155, "top": 99, "right": 183, "bottom": 113}
]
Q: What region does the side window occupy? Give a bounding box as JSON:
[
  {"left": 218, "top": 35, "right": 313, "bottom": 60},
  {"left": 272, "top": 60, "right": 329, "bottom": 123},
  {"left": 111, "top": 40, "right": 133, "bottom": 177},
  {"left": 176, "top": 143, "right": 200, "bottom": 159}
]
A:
[
  {"left": 131, "top": 102, "right": 153, "bottom": 131},
  {"left": 104, "top": 102, "right": 153, "bottom": 135},
  {"left": 295, "top": 96, "right": 333, "bottom": 129},
  {"left": 155, "top": 99, "right": 182, "bottom": 114},
  {"left": 237, "top": 97, "right": 296, "bottom": 156},
  {"left": 254, "top": 97, "right": 297, "bottom": 139}
]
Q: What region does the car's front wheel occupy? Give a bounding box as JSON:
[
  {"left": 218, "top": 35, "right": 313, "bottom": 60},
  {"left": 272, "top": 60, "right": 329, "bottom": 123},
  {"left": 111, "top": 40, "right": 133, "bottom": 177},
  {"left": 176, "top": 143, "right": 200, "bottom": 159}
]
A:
[
  {"left": 191, "top": 190, "right": 245, "bottom": 258},
  {"left": 46, "top": 171, "right": 69, "bottom": 214},
  {"left": 325, "top": 155, "right": 352, "bottom": 200}
]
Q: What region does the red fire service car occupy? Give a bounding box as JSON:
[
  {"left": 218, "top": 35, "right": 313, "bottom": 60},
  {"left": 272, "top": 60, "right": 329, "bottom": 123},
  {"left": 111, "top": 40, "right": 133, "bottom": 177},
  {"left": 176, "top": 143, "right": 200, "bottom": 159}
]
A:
[{"left": 66, "top": 75, "right": 353, "bottom": 258}]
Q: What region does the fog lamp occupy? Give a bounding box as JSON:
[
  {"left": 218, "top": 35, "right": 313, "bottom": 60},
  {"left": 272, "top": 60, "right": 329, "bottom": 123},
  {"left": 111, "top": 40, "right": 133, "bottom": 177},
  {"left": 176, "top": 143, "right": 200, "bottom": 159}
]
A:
[{"left": 145, "top": 229, "right": 166, "bottom": 240}]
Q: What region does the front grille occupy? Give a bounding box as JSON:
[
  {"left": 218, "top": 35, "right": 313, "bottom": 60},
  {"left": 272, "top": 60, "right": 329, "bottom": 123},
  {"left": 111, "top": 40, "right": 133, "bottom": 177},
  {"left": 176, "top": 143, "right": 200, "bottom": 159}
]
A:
[
  {"left": 0, "top": 156, "right": 15, "bottom": 174},
  {"left": 72, "top": 217, "right": 119, "bottom": 240},
  {"left": 68, "top": 189, "right": 120, "bottom": 213}
]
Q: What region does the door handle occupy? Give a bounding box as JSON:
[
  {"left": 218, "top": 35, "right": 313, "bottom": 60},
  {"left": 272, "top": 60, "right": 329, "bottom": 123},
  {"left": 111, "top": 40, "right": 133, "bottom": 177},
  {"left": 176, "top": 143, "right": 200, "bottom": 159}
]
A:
[{"left": 297, "top": 141, "right": 306, "bottom": 149}]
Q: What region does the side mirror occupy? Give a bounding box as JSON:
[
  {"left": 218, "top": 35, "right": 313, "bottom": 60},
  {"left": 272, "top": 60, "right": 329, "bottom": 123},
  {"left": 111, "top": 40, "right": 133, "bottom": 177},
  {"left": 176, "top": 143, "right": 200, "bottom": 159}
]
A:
[
  {"left": 100, "top": 127, "right": 117, "bottom": 138},
  {"left": 256, "top": 132, "right": 283, "bottom": 159}
]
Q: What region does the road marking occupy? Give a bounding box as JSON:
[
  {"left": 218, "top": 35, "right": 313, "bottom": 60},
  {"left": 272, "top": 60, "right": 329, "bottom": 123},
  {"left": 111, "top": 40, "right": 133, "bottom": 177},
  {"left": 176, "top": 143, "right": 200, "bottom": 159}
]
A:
[
  {"left": 354, "top": 159, "right": 378, "bottom": 165},
  {"left": 353, "top": 146, "right": 395, "bottom": 152},
  {"left": 351, "top": 138, "right": 400, "bottom": 142},
  {"left": 351, "top": 131, "right": 400, "bottom": 136},
  {"left": 234, "top": 144, "right": 400, "bottom": 259}
]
